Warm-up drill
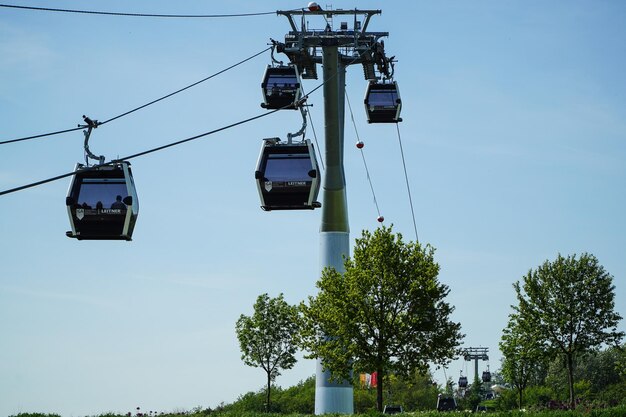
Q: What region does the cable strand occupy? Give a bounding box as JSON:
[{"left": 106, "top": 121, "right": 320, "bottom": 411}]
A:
[
  {"left": 299, "top": 84, "right": 324, "bottom": 171},
  {"left": 0, "top": 4, "right": 278, "bottom": 18},
  {"left": 306, "top": 109, "right": 324, "bottom": 172},
  {"left": 118, "top": 109, "right": 280, "bottom": 161},
  {"left": 0, "top": 126, "right": 85, "bottom": 145},
  {"left": 100, "top": 47, "right": 270, "bottom": 125},
  {"left": 345, "top": 90, "right": 381, "bottom": 218},
  {"left": 395, "top": 123, "right": 419, "bottom": 243},
  {"left": 0, "top": 47, "right": 270, "bottom": 145},
  {"left": 0, "top": 109, "right": 280, "bottom": 197},
  {"left": 0, "top": 46, "right": 367, "bottom": 198}
]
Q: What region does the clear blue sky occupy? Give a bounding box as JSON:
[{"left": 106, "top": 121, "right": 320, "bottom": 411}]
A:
[{"left": 1, "top": 1, "right": 625, "bottom": 416}]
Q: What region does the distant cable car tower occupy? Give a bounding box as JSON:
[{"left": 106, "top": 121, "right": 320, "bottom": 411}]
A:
[
  {"left": 463, "top": 347, "right": 490, "bottom": 385},
  {"left": 272, "top": 6, "right": 400, "bottom": 414}
]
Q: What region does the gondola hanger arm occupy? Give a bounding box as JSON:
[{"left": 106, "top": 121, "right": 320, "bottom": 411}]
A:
[
  {"left": 269, "top": 39, "right": 285, "bottom": 65},
  {"left": 80, "top": 115, "right": 105, "bottom": 166},
  {"left": 286, "top": 104, "right": 308, "bottom": 144},
  {"left": 295, "top": 95, "right": 309, "bottom": 108}
]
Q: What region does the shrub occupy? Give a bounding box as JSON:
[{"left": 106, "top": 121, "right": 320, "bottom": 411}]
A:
[{"left": 524, "top": 385, "right": 555, "bottom": 407}]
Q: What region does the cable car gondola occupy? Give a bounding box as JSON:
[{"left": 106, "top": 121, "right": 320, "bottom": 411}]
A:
[
  {"left": 261, "top": 65, "right": 302, "bottom": 110},
  {"left": 254, "top": 138, "right": 321, "bottom": 211},
  {"left": 482, "top": 370, "right": 492, "bottom": 383},
  {"left": 66, "top": 161, "right": 139, "bottom": 240},
  {"left": 364, "top": 80, "right": 402, "bottom": 123},
  {"left": 458, "top": 375, "right": 468, "bottom": 388}
]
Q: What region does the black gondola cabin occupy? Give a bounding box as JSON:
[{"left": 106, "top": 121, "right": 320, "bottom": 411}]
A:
[
  {"left": 482, "top": 371, "right": 492, "bottom": 382},
  {"left": 364, "top": 81, "right": 402, "bottom": 123},
  {"left": 66, "top": 161, "right": 139, "bottom": 240},
  {"left": 255, "top": 138, "right": 321, "bottom": 211},
  {"left": 261, "top": 65, "right": 302, "bottom": 110}
]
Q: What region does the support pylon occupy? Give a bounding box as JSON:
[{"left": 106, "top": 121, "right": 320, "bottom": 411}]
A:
[{"left": 273, "top": 8, "right": 396, "bottom": 413}]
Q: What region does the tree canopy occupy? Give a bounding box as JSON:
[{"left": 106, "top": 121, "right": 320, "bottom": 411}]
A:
[
  {"left": 300, "top": 226, "right": 463, "bottom": 411},
  {"left": 235, "top": 293, "right": 301, "bottom": 411},
  {"left": 499, "top": 312, "right": 546, "bottom": 408},
  {"left": 512, "top": 253, "right": 624, "bottom": 408}
]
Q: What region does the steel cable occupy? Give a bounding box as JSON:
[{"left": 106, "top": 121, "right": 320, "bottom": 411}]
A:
[
  {"left": 0, "top": 47, "right": 271, "bottom": 145},
  {"left": 345, "top": 91, "right": 382, "bottom": 220},
  {"left": 0, "top": 4, "right": 279, "bottom": 18},
  {"left": 0, "top": 109, "right": 281, "bottom": 197},
  {"left": 395, "top": 123, "right": 419, "bottom": 243}
]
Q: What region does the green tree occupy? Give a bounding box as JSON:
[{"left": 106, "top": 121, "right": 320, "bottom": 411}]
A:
[
  {"left": 354, "top": 369, "right": 440, "bottom": 412},
  {"left": 274, "top": 376, "right": 315, "bottom": 414},
  {"left": 499, "top": 312, "right": 546, "bottom": 408},
  {"left": 543, "top": 345, "right": 625, "bottom": 404},
  {"left": 577, "top": 347, "right": 624, "bottom": 393},
  {"left": 300, "top": 226, "right": 464, "bottom": 411},
  {"left": 513, "top": 253, "right": 624, "bottom": 408},
  {"left": 389, "top": 370, "right": 441, "bottom": 411},
  {"left": 457, "top": 378, "right": 483, "bottom": 412},
  {"left": 235, "top": 293, "right": 300, "bottom": 412},
  {"left": 616, "top": 344, "right": 626, "bottom": 380}
]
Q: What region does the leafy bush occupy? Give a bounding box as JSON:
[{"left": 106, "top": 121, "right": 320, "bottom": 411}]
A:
[
  {"left": 11, "top": 405, "right": 626, "bottom": 417},
  {"left": 219, "top": 377, "right": 315, "bottom": 414},
  {"left": 9, "top": 414, "right": 62, "bottom": 417},
  {"left": 591, "top": 381, "right": 626, "bottom": 407},
  {"left": 353, "top": 387, "right": 377, "bottom": 413},
  {"left": 494, "top": 388, "right": 520, "bottom": 410},
  {"left": 573, "top": 379, "right": 592, "bottom": 401},
  {"left": 524, "top": 385, "right": 555, "bottom": 407}
]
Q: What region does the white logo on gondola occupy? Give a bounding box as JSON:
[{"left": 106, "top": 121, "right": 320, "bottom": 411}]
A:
[
  {"left": 264, "top": 181, "right": 273, "bottom": 192},
  {"left": 76, "top": 208, "right": 85, "bottom": 220}
]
